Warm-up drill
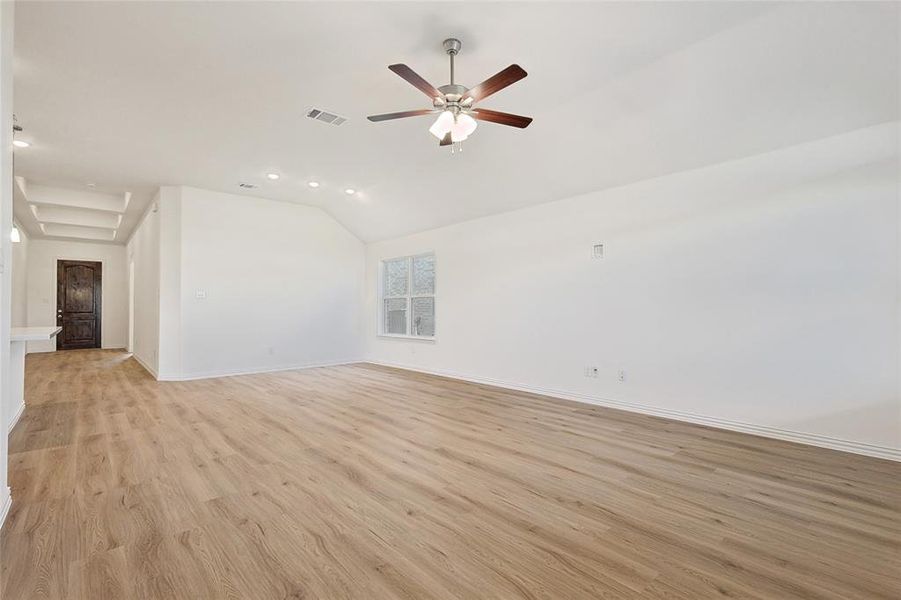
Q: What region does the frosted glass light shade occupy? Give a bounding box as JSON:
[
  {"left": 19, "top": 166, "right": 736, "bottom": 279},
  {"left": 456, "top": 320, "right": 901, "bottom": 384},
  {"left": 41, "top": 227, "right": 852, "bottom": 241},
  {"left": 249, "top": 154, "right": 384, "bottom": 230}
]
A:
[
  {"left": 429, "top": 111, "right": 454, "bottom": 139},
  {"left": 450, "top": 113, "right": 478, "bottom": 142}
]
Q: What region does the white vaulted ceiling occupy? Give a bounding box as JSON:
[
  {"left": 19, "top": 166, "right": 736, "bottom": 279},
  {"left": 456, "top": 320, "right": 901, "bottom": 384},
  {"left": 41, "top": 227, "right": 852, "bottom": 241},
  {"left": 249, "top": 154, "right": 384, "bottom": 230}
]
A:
[{"left": 11, "top": 1, "right": 899, "bottom": 242}]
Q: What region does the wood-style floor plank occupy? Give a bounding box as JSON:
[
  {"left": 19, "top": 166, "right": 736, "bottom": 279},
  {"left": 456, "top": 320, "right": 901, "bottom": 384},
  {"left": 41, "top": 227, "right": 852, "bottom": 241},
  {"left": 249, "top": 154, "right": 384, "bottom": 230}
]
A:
[{"left": 2, "top": 349, "right": 899, "bottom": 599}]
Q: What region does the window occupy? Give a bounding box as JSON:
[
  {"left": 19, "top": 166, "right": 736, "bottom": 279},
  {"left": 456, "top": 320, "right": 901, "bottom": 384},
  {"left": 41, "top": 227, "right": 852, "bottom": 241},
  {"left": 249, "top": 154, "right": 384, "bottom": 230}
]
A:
[{"left": 380, "top": 253, "right": 435, "bottom": 338}]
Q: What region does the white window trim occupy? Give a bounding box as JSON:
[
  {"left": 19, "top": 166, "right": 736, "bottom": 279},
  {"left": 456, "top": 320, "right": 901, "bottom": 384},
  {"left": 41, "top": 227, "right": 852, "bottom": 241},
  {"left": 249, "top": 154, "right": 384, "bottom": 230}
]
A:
[{"left": 378, "top": 252, "right": 436, "bottom": 341}]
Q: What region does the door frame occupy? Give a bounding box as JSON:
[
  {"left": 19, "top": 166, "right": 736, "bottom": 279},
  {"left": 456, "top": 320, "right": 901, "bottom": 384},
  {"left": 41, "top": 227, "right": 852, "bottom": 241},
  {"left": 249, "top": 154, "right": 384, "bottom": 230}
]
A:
[
  {"left": 56, "top": 258, "right": 102, "bottom": 350},
  {"left": 127, "top": 260, "right": 135, "bottom": 353}
]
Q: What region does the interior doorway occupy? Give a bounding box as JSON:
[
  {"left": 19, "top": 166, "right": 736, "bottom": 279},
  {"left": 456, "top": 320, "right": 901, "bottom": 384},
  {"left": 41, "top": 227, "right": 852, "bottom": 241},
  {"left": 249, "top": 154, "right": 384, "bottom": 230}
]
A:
[{"left": 56, "top": 259, "right": 102, "bottom": 350}]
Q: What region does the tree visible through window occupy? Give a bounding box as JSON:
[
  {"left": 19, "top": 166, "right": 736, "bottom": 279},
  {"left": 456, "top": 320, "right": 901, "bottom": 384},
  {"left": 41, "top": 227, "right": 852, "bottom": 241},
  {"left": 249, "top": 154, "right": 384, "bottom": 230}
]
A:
[{"left": 381, "top": 254, "right": 435, "bottom": 337}]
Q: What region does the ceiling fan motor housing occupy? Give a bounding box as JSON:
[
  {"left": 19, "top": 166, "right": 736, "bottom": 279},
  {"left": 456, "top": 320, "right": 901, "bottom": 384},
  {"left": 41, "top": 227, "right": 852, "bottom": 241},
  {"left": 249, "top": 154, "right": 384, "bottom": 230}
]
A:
[{"left": 435, "top": 84, "right": 468, "bottom": 111}]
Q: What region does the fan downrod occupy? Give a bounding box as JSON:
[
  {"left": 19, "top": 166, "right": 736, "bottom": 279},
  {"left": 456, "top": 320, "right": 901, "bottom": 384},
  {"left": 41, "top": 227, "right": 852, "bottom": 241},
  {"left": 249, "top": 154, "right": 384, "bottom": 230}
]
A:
[{"left": 437, "top": 38, "right": 466, "bottom": 106}]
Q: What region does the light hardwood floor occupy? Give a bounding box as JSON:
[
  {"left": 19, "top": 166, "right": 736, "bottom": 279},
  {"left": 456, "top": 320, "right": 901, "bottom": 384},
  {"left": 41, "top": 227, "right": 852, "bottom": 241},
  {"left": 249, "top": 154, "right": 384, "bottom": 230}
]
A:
[{"left": 1, "top": 350, "right": 899, "bottom": 599}]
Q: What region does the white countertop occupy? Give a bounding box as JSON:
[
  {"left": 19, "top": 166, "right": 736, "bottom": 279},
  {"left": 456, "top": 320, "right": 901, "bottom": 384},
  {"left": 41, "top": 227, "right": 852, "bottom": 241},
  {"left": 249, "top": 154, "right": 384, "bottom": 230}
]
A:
[{"left": 11, "top": 326, "right": 62, "bottom": 342}]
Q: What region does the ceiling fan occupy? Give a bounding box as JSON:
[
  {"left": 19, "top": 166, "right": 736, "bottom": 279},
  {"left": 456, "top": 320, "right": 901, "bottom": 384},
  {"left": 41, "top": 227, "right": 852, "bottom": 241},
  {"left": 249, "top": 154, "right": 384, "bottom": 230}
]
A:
[{"left": 367, "top": 38, "right": 532, "bottom": 148}]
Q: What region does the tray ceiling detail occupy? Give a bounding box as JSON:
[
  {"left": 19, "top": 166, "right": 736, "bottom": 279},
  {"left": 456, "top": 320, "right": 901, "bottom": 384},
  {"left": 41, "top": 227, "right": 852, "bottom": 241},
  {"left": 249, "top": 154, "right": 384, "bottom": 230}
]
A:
[{"left": 14, "top": 177, "right": 130, "bottom": 243}]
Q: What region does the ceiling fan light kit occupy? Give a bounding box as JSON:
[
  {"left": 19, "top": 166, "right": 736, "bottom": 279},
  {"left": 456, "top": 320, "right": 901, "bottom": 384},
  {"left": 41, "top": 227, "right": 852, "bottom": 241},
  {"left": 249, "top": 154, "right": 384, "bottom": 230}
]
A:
[{"left": 368, "top": 38, "right": 533, "bottom": 149}]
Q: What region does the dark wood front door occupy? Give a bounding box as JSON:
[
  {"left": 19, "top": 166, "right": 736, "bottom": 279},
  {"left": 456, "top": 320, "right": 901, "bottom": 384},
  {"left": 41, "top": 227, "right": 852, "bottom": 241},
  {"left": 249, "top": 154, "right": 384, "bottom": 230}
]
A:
[{"left": 57, "top": 260, "right": 102, "bottom": 350}]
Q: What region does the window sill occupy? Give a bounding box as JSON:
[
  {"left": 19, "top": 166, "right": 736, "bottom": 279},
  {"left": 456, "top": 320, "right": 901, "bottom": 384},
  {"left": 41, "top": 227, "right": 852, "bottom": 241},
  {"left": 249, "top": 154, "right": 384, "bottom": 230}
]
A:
[{"left": 377, "top": 334, "right": 436, "bottom": 342}]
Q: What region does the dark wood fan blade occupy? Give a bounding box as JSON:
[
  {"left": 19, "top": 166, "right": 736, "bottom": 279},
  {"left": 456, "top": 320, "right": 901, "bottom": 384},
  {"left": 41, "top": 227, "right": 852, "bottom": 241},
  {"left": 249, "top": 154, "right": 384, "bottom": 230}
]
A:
[
  {"left": 464, "top": 65, "right": 527, "bottom": 103},
  {"left": 471, "top": 108, "right": 533, "bottom": 129},
  {"left": 439, "top": 131, "right": 452, "bottom": 146},
  {"left": 388, "top": 64, "right": 442, "bottom": 99},
  {"left": 368, "top": 109, "right": 437, "bottom": 122}
]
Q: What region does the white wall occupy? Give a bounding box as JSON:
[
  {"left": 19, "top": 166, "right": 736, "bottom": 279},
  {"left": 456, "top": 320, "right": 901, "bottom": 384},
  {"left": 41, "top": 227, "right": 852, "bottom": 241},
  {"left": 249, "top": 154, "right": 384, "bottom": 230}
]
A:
[
  {"left": 365, "top": 125, "right": 900, "bottom": 458},
  {"left": 26, "top": 240, "right": 127, "bottom": 353},
  {"left": 11, "top": 222, "right": 28, "bottom": 327},
  {"left": 157, "top": 187, "right": 182, "bottom": 378},
  {"left": 126, "top": 194, "right": 160, "bottom": 375},
  {"left": 0, "top": 0, "right": 13, "bottom": 525},
  {"left": 153, "top": 186, "right": 364, "bottom": 380}
]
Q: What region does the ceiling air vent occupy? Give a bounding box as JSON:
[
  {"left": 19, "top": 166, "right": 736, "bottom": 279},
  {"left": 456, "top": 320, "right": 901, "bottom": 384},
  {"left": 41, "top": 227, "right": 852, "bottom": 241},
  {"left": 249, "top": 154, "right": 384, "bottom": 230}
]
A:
[
  {"left": 238, "top": 182, "right": 258, "bottom": 189},
  {"left": 306, "top": 108, "right": 347, "bottom": 126}
]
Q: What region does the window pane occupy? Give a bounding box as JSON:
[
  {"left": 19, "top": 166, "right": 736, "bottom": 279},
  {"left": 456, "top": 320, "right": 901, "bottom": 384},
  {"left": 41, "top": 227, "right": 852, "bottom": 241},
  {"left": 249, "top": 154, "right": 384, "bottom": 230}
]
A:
[
  {"left": 384, "top": 298, "right": 407, "bottom": 335},
  {"left": 411, "top": 255, "right": 435, "bottom": 296},
  {"left": 411, "top": 297, "right": 435, "bottom": 337},
  {"left": 383, "top": 258, "right": 408, "bottom": 297}
]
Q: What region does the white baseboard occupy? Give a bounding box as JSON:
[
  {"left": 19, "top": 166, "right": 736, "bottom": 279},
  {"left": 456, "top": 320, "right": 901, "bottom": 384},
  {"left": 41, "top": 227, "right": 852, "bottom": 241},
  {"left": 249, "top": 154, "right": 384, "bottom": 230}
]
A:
[
  {"left": 157, "top": 358, "right": 365, "bottom": 382},
  {"left": 0, "top": 489, "right": 11, "bottom": 530},
  {"left": 7, "top": 401, "right": 24, "bottom": 433},
  {"left": 131, "top": 352, "right": 159, "bottom": 379},
  {"left": 366, "top": 360, "right": 901, "bottom": 463}
]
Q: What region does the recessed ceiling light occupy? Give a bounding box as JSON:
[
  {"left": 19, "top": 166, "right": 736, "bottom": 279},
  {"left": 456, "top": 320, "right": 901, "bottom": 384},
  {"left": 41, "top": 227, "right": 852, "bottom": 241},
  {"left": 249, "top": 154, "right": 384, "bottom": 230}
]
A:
[
  {"left": 307, "top": 181, "right": 320, "bottom": 188},
  {"left": 266, "top": 173, "right": 280, "bottom": 180},
  {"left": 344, "top": 188, "right": 356, "bottom": 195},
  {"left": 12, "top": 140, "right": 29, "bottom": 148},
  {"left": 86, "top": 182, "right": 96, "bottom": 188}
]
